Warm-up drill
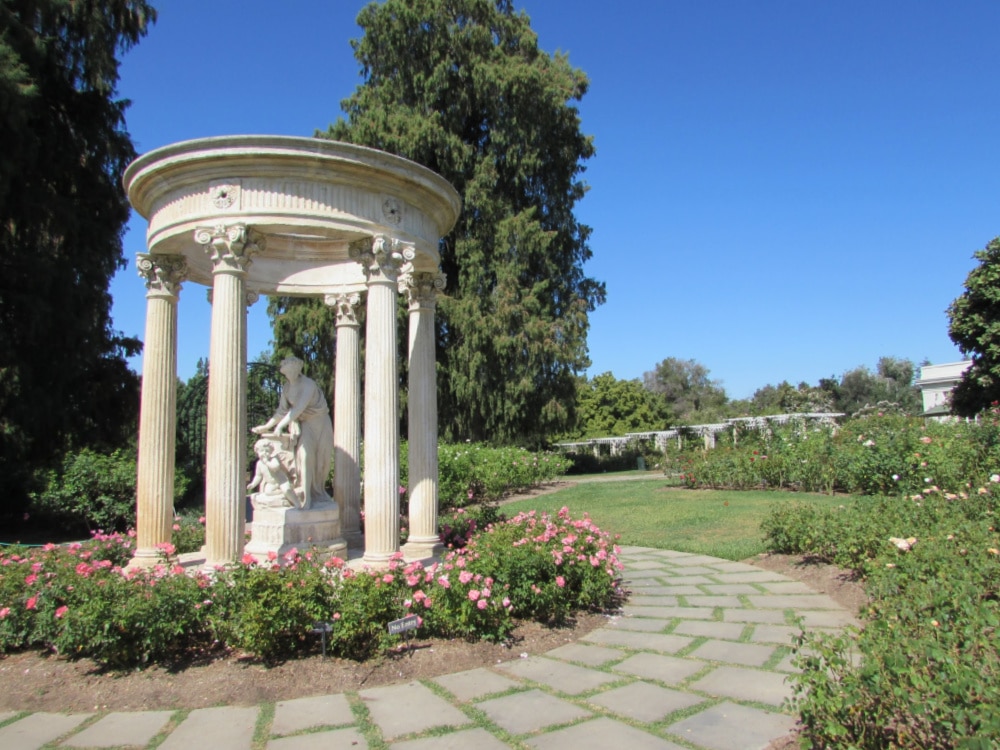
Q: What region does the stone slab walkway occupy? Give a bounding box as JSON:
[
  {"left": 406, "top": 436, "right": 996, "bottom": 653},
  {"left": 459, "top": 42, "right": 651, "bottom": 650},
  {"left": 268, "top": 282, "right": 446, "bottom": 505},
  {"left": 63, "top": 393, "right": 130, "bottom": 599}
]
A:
[{"left": 0, "top": 547, "right": 861, "bottom": 750}]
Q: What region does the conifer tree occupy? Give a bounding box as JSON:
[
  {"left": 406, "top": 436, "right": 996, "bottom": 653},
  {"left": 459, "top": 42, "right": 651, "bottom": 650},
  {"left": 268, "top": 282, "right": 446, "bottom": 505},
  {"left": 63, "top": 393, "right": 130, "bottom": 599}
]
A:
[
  {"left": 0, "top": 0, "right": 155, "bottom": 510},
  {"left": 271, "top": 0, "right": 604, "bottom": 446}
]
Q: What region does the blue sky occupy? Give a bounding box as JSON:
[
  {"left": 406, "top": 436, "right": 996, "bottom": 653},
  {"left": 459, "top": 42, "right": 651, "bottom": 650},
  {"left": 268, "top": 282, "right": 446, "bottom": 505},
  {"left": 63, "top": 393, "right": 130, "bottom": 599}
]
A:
[{"left": 112, "top": 0, "right": 998, "bottom": 399}]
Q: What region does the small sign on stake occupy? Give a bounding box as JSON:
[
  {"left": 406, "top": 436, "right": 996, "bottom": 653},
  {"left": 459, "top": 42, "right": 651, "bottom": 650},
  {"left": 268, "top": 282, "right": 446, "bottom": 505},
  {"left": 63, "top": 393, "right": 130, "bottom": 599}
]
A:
[
  {"left": 387, "top": 614, "right": 420, "bottom": 654},
  {"left": 312, "top": 621, "right": 333, "bottom": 657}
]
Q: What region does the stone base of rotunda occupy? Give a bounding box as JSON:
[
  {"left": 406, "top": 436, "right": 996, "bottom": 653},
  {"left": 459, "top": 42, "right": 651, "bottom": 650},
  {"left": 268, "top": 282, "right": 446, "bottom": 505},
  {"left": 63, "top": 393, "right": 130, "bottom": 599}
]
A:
[{"left": 244, "top": 501, "right": 347, "bottom": 562}]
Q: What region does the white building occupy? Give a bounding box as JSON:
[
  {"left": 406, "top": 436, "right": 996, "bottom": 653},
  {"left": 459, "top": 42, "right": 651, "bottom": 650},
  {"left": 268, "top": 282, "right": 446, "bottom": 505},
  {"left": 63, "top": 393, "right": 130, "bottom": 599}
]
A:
[{"left": 915, "top": 360, "right": 972, "bottom": 418}]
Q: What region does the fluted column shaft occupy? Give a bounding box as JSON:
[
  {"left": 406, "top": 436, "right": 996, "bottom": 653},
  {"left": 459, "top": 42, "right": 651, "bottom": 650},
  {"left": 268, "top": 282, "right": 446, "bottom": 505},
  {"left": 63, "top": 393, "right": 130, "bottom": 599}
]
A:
[
  {"left": 352, "top": 237, "right": 405, "bottom": 564},
  {"left": 401, "top": 272, "right": 445, "bottom": 561},
  {"left": 327, "top": 292, "right": 363, "bottom": 544},
  {"left": 130, "top": 254, "right": 186, "bottom": 569},
  {"left": 198, "top": 225, "right": 261, "bottom": 568}
]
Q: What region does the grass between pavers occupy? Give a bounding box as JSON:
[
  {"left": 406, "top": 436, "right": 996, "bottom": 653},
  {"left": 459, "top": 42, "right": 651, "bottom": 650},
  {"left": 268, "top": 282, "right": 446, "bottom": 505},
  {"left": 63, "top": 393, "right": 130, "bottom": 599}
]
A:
[
  {"left": 250, "top": 702, "right": 274, "bottom": 750},
  {"left": 347, "top": 693, "right": 389, "bottom": 750},
  {"left": 504, "top": 481, "right": 850, "bottom": 560},
  {"left": 147, "top": 709, "right": 188, "bottom": 750}
]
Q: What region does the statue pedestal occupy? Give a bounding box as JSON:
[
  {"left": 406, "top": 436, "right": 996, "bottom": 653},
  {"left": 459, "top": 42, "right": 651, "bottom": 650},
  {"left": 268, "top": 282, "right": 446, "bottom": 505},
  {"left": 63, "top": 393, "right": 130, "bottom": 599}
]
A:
[{"left": 244, "top": 501, "right": 347, "bottom": 562}]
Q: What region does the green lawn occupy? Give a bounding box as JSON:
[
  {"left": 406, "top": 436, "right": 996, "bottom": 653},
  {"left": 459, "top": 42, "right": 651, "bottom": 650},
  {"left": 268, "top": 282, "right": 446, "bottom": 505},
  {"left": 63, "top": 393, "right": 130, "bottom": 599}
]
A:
[{"left": 504, "top": 479, "right": 850, "bottom": 561}]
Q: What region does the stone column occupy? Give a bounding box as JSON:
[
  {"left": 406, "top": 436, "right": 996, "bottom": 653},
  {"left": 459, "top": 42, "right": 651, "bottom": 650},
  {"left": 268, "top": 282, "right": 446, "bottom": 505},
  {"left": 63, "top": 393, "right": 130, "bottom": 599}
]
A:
[
  {"left": 197, "top": 224, "right": 263, "bottom": 568},
  {"left": 400, "top": 270, "right": 445, "bottom": 561},
  {"left": 325, "top": 291, "right": 363, "bottom": 546},
  {"left": 351, "top": 235, "right": 406, "bottom": 565},
  {"left": 129, "top": 254, "right": 186, "bottom": 569}
]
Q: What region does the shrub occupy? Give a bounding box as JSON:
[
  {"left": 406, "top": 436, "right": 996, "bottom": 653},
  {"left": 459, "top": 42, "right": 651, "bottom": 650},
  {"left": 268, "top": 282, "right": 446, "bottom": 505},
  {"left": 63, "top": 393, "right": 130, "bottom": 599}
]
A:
[
  {"left": 0, "top": 509, "right": 621, "bottom": 668},
  {"left": 30, "top": 448, "right": 190, "bottom": 533},
  {"left": 765, "top": 480, "right": 1000, "bottom": 747}
]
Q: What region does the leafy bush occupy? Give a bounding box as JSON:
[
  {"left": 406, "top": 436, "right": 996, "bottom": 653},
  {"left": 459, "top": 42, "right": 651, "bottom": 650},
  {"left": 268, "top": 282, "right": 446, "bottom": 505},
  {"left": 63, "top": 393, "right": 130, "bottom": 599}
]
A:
[
  {"left": 30, "top": 448, "right": 190, "bottom": 533},
  {"left": 0, "top": 509, "right": 621, "bottom": 668},
  {"left": 680, "top": 412, "right": 1000, "bottom": 498},
  {"left": 764, "top": 480, "right": 1000, "bottom": 747}
]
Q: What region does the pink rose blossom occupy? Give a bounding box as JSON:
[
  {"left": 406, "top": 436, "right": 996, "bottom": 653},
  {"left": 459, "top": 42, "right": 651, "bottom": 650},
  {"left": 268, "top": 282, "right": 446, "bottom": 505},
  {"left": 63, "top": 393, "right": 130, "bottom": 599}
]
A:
[
  {"left": 468, "top": 589, "right": 481, "bottom": 601},
  {"left": 459, "top": 570, "right": 473, "bottom": 585},
  {"left": 555, "top": 576, "right": 566, "bottom": 588},
  {"left": 54, "top": 605, "right": 68, "bottom": 619},
  {"left": 476, "top": 599, "right": 488, "bottom": 610},
  {"left": 25, "top": 596, "right": 37, "bottom": 610},
  {"left": 0, "top": 607, "right": 9, "bottom": 619}
]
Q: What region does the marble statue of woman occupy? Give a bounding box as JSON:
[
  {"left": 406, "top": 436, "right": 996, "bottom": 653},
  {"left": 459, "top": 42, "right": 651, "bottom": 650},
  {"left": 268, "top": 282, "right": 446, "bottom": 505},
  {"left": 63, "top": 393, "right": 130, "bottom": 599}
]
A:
[{"left": 252, "top": 357, "right": 333, "bottom": 510}]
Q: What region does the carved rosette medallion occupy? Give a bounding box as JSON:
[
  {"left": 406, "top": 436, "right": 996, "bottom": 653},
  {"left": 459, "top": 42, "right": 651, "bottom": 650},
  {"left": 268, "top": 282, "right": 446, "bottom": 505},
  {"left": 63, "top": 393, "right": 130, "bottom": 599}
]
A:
[
  {"left": 324, "top": 292, "right": 362, "bottom": 327},
  {"left": 194, "top": 223, "right": 265, "bottom": 275},
  {"left": 137, "top": 253, "right": 187, "bottom": 300},
  {"left": 400, "top": 271, "right": 446, "bottom": 310},
  {"left": 209, "top": 181, "right": 241, "bottom": 210},
  {"left": 349, "top": 234, "right": 410, "bottom": 284},
  {"left": 382, "top": 197, "right": 403, "bottom": 225}
]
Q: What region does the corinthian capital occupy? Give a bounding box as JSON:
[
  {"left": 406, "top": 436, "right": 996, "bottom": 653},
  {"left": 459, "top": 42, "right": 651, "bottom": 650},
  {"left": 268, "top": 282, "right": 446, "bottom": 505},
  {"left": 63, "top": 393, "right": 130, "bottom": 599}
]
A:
[
  {"left": 195, "top": 223, "right": 265, "bottom": 274},
  {"left": 137, "top": 253, "right": 187, "bottom": 300},
  {"left": 324, "top": 292, "right": 363, "bottom": 327},
  {"left": 349, "top": 234, "right": 412, "bottom": 284},
  {"left": 399, "top": 271, "right": 446, "bottom": 310}
]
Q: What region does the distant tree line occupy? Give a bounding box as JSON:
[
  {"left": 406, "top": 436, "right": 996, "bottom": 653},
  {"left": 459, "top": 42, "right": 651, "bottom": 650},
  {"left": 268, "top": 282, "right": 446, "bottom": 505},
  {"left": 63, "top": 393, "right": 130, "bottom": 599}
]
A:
[{"left": 560, "top": 355, "right": 924, "bottom": 440}]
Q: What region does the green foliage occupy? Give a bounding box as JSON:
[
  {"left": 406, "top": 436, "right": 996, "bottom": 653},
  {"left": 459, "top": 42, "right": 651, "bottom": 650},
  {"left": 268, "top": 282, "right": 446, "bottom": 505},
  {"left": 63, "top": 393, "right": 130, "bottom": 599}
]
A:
[
  {"left": 0, "top": 0, "right": 156, "bottom": 513},
  {"left": 0, "top": 510, "right": 620, "bottom": 668},
  {"left": 949, "top": 237, "right": 1000, "bottom": 416},
  {"left": 430, "top": 442, "right": 568, "bottom": 510},
  {"left": 209, "top": 550, "right": 338, "bottom": 662},
  {"left": 679, "top": 413, "right": 1000, "bottom": 498},
  {"left": 764, "top": 485, "right": 1000, "bottom": 747},
  {"left": 171, "top": 512, "right": 205, "bottom": 554},
  {"left": 643, "top": 357, "right": 728, "bottom": 423},
  {"left": 277, "top": 0, "right": 605, "bottom": 446},
  {"left": 566, "top": 372, "right": 671, "bottom": 439},
  {"left": 29, "top": 447, "right": 189, "bottom": 533}
]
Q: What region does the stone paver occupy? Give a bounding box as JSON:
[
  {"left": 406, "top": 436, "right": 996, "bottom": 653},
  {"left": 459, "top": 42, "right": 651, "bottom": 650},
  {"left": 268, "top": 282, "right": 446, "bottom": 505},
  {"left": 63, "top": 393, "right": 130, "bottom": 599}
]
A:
[
  {"left": 671, "top": 619, "right": 746, "bottom": 640},
  {"left": 587, "top": 681, "right": 705, "bottom": 722},
  {"left": 748, "top": 594, "right": 842, "bottom": 610},
  {"left": 433, "top": 667, "right": 521, "bottom": 701},
  {"left": 0, "top": 712, "right": 93, "bottom": 750},
  {"left": 545, "top": 642, "right": 626, "bottom": 666},
  {"left": 159, "top": 706, "right": 258, "bottom": 750},
  {"left": 605, "top": 615, "right": 671, "bottom": 632},
  {"left": 722, "top": 608, "right": 788, "bottom": 624},
  {"left": 272, "top": 694, "right": 354, "bottom": 736},
  {"left": 583, "top": 628, "right": 694, "bottom": 653},
  {"left": 391, "top": 727, "right": 509, "bottom": 750},
  {"left": 526, "top": 716, "right": 688, "bottom": 750},
  {"left": 666, "top": 701, "right": 796, "bottom": 750},
  {"left": 269, "top": 727, "right": 368, "bottom": 750},
  {"left": 688, "top": 639, "right": 776, "bottom": 667},
  {"left": 690, "top": 666, "right": 794, "bottom": 707},
  {"left": 62, "top": 710, "right": 173, "bottom": 748},
  {"left": 360, "top": 681, "right": 470, "bottom": 739},
  {"left": 477, "top": 689, "right": 591, "bottom": 734},
  {"left": 613, "top": 652, "right": 705, "bottom": 683},
  {"left": 748, "top": 623, "right": 800, "bottom": 644},
  {"left": 496, "top": 655, "right": 620, "bottom": 695},
  {"left": 3, "top": 546, "right": 862, "bottom": 750}
]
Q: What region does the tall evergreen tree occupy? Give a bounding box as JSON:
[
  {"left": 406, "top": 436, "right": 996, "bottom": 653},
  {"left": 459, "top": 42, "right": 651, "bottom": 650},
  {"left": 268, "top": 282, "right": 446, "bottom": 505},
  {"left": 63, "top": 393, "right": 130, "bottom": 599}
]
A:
[
  {"left": 0, "top": 0, "right": 155, "bottom": 511},
  {"left": 271, "top": 0, "right": 604, "bottom": 446}
]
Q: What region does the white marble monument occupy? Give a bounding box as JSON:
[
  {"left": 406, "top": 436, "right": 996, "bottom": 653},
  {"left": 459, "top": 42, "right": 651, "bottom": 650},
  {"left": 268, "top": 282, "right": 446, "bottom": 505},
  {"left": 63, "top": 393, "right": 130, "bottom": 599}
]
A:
[{"left": 124, "top": 135, "right": 460, "bottom": 569}]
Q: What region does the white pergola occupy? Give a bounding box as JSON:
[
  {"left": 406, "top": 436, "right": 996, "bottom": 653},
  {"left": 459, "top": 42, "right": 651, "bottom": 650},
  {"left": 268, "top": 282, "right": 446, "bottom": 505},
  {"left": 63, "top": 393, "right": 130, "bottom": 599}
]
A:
[{"left": 124, "top": 135, "right": 461, "bottom": 569}]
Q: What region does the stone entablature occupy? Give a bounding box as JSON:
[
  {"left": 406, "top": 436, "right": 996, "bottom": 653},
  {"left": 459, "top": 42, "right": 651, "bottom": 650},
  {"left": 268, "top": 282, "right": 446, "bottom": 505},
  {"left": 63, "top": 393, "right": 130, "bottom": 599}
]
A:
[{"left": 124, "top": 136, "right": 461, "bottom": 295}]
